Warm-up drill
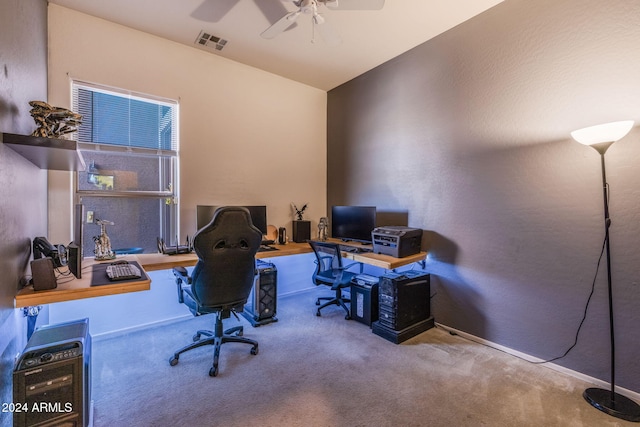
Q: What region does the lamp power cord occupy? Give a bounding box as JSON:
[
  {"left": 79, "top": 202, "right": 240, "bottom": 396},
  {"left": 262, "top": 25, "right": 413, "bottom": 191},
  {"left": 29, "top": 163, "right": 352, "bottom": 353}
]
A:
[{"left": 533, "top": 233, "right": 607, "bottom": 364}]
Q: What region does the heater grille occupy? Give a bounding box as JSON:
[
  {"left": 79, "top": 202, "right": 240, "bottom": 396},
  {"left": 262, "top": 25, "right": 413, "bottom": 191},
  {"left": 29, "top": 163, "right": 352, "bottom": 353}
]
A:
[{"left": 195, "top": 31, "right": 228, "bottom": 51}]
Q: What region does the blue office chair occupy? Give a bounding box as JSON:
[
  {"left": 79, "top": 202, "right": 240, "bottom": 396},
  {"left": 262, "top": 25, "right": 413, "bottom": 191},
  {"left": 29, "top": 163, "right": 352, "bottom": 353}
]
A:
[
  {"left": 170, "top": 206, "right": 262, "bottom": 377},
  {"left": 309, "top": 240, "right": 362, "bottom": 319}
]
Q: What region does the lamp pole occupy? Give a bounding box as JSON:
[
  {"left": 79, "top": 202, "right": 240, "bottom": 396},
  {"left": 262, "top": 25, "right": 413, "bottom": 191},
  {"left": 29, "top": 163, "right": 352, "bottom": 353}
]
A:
[{"left": 581, "top": 141, "right": 640, "bottom": 422}]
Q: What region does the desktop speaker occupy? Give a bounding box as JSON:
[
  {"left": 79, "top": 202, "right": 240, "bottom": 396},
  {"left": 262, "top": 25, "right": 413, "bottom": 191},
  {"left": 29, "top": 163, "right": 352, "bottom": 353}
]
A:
[
  {"left": 31, "top": 257, "right": 57, "bottom": 291},
  {"left": 292, "top": 220, "right": 310, "bottom": 243}
]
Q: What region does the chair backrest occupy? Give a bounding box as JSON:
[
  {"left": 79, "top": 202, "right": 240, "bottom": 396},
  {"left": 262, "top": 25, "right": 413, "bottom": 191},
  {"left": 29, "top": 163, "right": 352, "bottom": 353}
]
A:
[
  {"left": 309, "top": 240, "right": 345, "bottom": 284},
  {"left": 190, "top": 206, "right": 262, "bottom": 310}
]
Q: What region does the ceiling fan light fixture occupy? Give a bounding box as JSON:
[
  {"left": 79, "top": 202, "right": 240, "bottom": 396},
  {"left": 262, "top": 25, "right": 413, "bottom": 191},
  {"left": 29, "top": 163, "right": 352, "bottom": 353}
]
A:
[{"left": 262, "top": 0, "right": 383, "bottom": 42}]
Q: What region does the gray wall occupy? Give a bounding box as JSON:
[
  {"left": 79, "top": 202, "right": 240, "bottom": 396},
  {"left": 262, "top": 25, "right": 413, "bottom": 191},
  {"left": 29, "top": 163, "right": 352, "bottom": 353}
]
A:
[
  {"left": 0, "top": 0, "right": 48, "bottom": 422},
  {"left": 328, "top": 0, "right": 640, "bottom": 392}
]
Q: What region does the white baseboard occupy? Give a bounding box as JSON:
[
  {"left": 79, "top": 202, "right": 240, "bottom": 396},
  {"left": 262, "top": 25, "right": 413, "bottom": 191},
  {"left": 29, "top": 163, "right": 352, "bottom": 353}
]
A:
[
  {"left": 435, "top": 322, "right": 640, "bottom": 402},
  {"left": 279, "top": 286, "right": 316, "bottom": 298},
  {"left": 92, "top": 314, "right": 192, "bottom": 341},
  {"left": 91, "top": 288, "right": 318, "bottom": 341}
]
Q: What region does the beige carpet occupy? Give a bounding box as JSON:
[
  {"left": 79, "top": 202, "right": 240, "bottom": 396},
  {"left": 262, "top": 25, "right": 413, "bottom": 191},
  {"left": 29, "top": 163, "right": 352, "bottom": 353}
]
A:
[{"left": 91, "top": 288, "right": 634, "bottom": 427}]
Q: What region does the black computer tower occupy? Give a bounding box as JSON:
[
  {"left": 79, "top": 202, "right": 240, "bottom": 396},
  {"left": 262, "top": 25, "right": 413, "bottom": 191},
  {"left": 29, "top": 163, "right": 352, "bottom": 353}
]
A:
[
  {"left": 242, "top": 260, "right": 278, "bottom": 326},
  {"left": 372, "top": 271, "right": 433, "bottom": 343},
  {"left": 13, "top": 318, "right": 91, "bottom": 427}
]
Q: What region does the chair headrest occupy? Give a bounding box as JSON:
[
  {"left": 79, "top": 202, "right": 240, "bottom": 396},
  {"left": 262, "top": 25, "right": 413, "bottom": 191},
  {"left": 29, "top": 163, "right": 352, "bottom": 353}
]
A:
[{"left": 193, "top": 206, "right": 262, "bottom": 260}]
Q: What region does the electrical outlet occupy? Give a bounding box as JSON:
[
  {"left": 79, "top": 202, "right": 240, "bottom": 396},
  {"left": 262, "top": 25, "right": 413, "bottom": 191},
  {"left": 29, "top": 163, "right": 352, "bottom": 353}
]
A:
[{"left": 86, "top": 210, "right": 94, "bottom": 223}]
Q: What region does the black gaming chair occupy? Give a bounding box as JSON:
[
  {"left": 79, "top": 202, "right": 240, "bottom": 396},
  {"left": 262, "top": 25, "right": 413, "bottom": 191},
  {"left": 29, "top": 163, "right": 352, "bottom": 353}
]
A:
[
  {"left": 170, "top": 206, "right": 262, "bottom": 377},
  {"left": 309, "top": 240, "right": 362, "bottom": 319}
]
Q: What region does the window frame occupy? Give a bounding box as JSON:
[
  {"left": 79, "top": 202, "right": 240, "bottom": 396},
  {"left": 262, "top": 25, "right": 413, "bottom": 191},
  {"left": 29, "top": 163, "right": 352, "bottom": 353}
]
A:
[{"left": 71, "top": 79, "right": 180, "bottom": 248}]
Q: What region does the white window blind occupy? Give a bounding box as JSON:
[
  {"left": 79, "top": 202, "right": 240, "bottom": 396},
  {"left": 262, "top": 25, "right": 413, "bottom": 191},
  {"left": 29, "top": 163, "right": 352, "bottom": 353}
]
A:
[{"left": 72, "top": 81, "right": 178, "bottom": 154}]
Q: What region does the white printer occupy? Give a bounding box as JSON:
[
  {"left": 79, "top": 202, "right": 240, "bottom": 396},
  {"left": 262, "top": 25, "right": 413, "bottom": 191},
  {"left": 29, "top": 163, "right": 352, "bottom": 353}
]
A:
[{"left": 371, "top": 226, "right": 423, "bottom": 258}]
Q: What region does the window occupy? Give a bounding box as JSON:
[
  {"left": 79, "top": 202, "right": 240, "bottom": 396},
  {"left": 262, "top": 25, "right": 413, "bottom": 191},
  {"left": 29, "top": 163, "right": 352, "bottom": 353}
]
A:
[{"left": 72, "top": 81, "right": 179, "bottom": 256}]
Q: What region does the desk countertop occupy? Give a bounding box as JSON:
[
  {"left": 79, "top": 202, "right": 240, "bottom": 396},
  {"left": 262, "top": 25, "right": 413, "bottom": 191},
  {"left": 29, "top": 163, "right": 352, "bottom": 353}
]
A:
[
  {"left": 14, "top": 243, "right": 312, "bottom": 308},
  {"left": 15, "top": 240, "right": 427, "bottom": 308},
  {"left": 15, "top": 256, "right": 150, "bottom": 308},
  {"left": 137, "top": 241, "right": 312, "bottom": 271}
]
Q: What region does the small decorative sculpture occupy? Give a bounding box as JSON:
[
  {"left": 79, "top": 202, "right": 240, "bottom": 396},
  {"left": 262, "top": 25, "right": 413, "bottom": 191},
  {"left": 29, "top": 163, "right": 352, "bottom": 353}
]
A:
[
  {"left": 93, "top": 219, "right": 115, "bottom": 260},
  {"left": 29, "top": 100, "right": 82, "bottom": 138},
  {"left": 291, "top": 203, "right": 308, "bottom": 220},
  {"left": 318, "top": 217, "right": 328, "bottom": 241}
]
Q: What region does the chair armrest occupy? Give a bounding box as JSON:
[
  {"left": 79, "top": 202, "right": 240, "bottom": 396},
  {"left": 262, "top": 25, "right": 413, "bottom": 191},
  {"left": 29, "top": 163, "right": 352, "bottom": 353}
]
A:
[
  {"left": 173, "top": 266, "right": 190, "bottom": 281},
  {"left": 343, "top": 262, "right": 363, "bottom": 274},
  {"left": 172, "top": 266, "right": 191, "bottom": 304}
]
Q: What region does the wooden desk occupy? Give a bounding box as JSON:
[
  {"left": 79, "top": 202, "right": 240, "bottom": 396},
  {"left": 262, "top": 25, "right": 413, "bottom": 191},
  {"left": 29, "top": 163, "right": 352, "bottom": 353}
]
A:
[
  {"left": 137, "top": 240, "right": 426, "bottom": 271},
  {"left": 15, "top": 256, "right": 150, "bottom": 308},
  {"left": 14, "top": 240, "right": 426, "bottom": 308},
  {"left": 320, "top": 238, "right": 427, "bottom": 270},
  {"left": 14, "top": 243, "right": 312, "bottom": 308},
  {"left": 137, "top": 241, "right": 312, "bottom": 272},
  {"left": 343, "top": 250, "right": 427, "bottom": 270}
]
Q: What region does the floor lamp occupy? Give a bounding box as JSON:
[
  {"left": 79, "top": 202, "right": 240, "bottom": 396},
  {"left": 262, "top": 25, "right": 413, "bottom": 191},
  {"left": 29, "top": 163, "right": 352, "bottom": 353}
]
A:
[{"left": 571, "top": 120, "right": 640, "bottom": 422}]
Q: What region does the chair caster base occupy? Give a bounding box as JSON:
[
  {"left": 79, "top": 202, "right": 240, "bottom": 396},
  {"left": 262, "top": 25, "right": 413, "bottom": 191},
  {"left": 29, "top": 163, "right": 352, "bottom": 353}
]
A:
[
  {"left": 169, "top": 355, "right": 179, "bottom": 366},
  {"left": 209, "top": 366, "right": 218, "bottom": 377}
]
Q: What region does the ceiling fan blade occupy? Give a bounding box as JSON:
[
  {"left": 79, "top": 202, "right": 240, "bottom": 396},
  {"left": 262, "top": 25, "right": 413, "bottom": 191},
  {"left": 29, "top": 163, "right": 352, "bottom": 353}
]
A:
[
  {"left": 314, "top": 17, "right": 342, "bottom": 45},
  {"left": 324, "top": 0, "right": 385, "bottom": 10},
  {"left": 191, "top": 0, "right": 240, "bottom": 23},
  {"left": 261, "top": 10, "right": 301, "bottom": 39},
  {"left": 253, "top": 0, "right": 296, "bottom": 26}
]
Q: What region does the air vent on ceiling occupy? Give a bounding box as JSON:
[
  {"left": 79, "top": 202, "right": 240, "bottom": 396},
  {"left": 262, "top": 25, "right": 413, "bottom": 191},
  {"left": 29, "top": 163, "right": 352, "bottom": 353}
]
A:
[{"left": 195, "top": 31, "right": 228, "bottom": 52}]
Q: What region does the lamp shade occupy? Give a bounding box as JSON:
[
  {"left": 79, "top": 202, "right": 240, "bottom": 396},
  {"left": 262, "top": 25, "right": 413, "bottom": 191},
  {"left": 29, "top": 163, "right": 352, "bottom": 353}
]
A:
[{"left": 571, "top": 120, "right": 634, "bottom": 146}]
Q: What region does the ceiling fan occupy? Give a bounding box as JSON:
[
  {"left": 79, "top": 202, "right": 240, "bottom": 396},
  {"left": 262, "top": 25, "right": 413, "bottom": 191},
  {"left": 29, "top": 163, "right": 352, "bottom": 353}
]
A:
[{"left": 261, "top": 0, "right": 385, "bottom": 44}]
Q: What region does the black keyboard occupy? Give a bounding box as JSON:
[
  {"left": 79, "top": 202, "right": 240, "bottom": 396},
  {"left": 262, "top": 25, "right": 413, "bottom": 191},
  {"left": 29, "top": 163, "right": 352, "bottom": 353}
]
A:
[
  {"left": 106, "top": 263, "right": 142, "bottom": 281},
  {"left": 258, "top": 245, "right": 279, "bottom": 253}
]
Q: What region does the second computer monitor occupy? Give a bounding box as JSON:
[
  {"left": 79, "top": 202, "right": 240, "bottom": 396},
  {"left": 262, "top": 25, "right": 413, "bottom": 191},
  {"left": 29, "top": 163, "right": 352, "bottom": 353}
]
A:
[{"left": 331, "top": 205, "right": 376, "bottom": 244}]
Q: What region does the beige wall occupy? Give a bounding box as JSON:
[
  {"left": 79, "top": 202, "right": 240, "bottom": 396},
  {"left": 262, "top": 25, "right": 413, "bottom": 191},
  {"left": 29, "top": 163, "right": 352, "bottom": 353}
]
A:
[{"left": 46, "top": 4, "right": 327, "bottom": 244}]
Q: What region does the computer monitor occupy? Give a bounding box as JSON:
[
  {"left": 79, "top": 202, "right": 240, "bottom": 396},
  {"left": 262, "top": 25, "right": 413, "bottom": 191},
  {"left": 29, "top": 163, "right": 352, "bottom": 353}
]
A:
[
  {"left": 331, "top": 206, "right": 376, "bottom": 244},
  {"left": 73, "top": 203, "right": 84, "bottom": 254},
  {"left": 196, "top": 205, "right": 268, "bottom": 235},
  {"left": 69, "top": 203, "right": 84, "bottom": 279},
  {"left": 243, "top": 206, "right": 267, "bottom": 235},
  {"left": 196, "top": 205, "right": 218, "bottom": 230}
]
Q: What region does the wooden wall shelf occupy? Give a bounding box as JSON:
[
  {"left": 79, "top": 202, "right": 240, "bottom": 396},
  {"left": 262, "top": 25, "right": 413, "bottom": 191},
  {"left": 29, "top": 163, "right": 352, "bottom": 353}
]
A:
[{"left": 1, "top": 132, "right": 86, "bottom": 171}]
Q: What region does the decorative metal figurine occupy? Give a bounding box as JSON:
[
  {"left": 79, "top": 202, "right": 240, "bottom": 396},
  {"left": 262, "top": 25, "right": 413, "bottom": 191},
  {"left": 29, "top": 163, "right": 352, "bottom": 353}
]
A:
[
  {"left": 29, "top": 100, "right": 82, "bottom": 138},
  {"left": 318, "top": 217, "right": 328, "bottom": 241},
  {"left": 291, "top": 202, "right": 308, "bottom": 220},
  {"left": 93, "top": 219, "right": 115, "bottom": 260}
]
